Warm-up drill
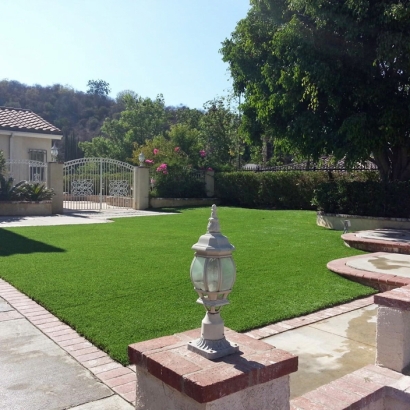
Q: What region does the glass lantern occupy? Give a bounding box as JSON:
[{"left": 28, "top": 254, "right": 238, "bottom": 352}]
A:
[{"left": 188, "top": 205, "right": 239, "bottom": 360}]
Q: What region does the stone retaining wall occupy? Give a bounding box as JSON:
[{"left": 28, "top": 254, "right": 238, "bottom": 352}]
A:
[
  {"left": 317, "top": 212, "right": 410, "bottom": 231},
  {"left": 150, "top": 198, "right": 220, "bottom": 208},
  {"left": 0, "top": 201, "right": 52, "bottom": 216}
]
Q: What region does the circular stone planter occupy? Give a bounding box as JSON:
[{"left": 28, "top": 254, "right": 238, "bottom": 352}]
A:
[
  {"left": 317, "top": 211, "right": 410, "bottom": 231},
  {"left": 0, "top": 201, "right": 52, "bottom": 216}
]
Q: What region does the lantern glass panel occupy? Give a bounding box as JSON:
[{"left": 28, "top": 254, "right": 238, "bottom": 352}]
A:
[
  {"left": 206, "top": 258, "right": 220, "bottom": 292},
  {"left": 220, "top": 258, "right": 236, "bottom": 291},
  {"left": 191, "top": 256, "right": 206, "bottom": 290}
]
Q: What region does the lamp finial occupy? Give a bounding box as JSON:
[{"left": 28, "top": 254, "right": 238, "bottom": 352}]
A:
[{"left": 207, "top": 204, "right": 221, "bottom": 233}]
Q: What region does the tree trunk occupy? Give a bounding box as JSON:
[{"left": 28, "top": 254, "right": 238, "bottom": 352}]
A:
[{"left": 373, "top": 146, "right": 410, "bottom": 182}]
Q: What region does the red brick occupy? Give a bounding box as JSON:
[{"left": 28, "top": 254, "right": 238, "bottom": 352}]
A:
[
  {"left": 51, "top": 333, "right": 81, "bottom": 342},
  {"left": 120, "top": 391, "right": 135, "bottom": 402},
  {"left": 9, "top": 301, "right": 37, "bottom": 308},
  {"left": 75, "top": 350, "right": 107, "bottom": 362},
  {"left": 81, "top": 355, "right": 113, "bottom": 368},
  {"left": 24, "top": 311, "right": 52, "bottom": 318},
  {"left": 90, "top": 361, "right": 122, "bottom": 375},
  {"left": 29, "top": 316, "right": 59, "bottom": 325},
  {"left": 98, "top": 367, "right": 132, "bottom": 381},
  {"left": 290, "top": 396, "right": 328, "bottom": 410},
  {"left": 183, "top": 363, "right": 249, "bottom": 403},
  {"left": 363, "top": 364, "right": 402, "bottom": 380},
  {"left": 146, "top": 350, "right": 202, "bottom": 392},
  {"left": 303, "top": 390, "right": 349, "bottom": 410},
  {"left": 329, "top": 377, "right": 384, "bottom": 403},
  {"left": 64, "top": 341, "right": 93, "bottom": 352},
  {"left": 37, "top": 323, "right": 67, "bottom": 332},
  {"left": 112, "top": 381, "right": 135, "bottom": 394},
  {"left": 105, "top": 372, "right": 136, "bottom": 388},
  {"left": 354, "top": 366, "right": 401, "bottom": 387},
  {"left": 247, "top": 350, "right": 298, "bottom": 384},
  {"left": 174, "top": 328, "right": 201, "bottom": 341},
  {"left": 70, "top": 347, "right": 100, "bottom": 358},
  {"left": 316, "top": 384, "right": 362, "bottom": 406},
  {"left": 47, "top": 328, "right": 75, "bottom": 337},
  {"left": 58, "top": 336, "right": 87, "bottom": 347},
  {"left": 128, "top": 335, "right": 186, "bottom": 366},
  {"left": 375, "top": 288, "right": 410, "bottom": 310}
]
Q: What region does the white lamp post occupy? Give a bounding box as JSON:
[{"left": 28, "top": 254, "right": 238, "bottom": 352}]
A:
[
  {"left": 188, "top": 204, "right": 239, "bottom": 360},
  {"left": 138, "top": 152, "right": 145, "bottom": 166},
  {"left": 51, "top": 143, "right": 58, "bottom": 162}
]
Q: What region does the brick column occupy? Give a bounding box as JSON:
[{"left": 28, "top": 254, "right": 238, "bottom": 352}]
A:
[
  {"left": 129, "top": 328, "right": 297, "bottom": 410},
  {"left": 47, "top": 162, "right": 63, "bottom": 214},
  {"left": 375, "top": 285, "right": 410, "bottom": 372}
]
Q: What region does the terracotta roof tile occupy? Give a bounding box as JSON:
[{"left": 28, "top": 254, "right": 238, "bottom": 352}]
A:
[{"left": 0, "top": 106, "right": 62, "bottom": 135}]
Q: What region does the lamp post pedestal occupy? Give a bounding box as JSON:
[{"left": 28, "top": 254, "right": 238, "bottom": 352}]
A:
[
  {"left": 129, "top": 328, "right": 298, "bottom": 410},
  {"left": 188, "top": 312, "right": 239, "bottom": 359}
]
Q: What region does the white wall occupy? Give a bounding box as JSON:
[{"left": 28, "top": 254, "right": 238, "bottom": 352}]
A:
[{"left": 0, "top": 132, "right": 58, "bottom": 160}]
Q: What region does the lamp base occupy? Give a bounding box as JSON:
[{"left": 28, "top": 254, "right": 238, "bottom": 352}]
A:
[{"left": 188, "top": 336, "right": 239, "bottom": 360}]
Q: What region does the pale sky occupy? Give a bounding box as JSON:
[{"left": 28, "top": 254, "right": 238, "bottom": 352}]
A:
[{"left": 2, "top": 0, "right": 250, "bottom": 109}]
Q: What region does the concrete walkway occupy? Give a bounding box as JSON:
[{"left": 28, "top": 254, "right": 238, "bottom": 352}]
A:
[{"left": 0, "top": 208, "right": 176, "bottom": 228}]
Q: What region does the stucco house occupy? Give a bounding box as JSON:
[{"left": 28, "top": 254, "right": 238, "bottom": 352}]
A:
[
  {"left": 0, "top": 106, "right": 63, "bottom": 183},
  {"left": 0, "top": 106, "right": 62, "bottom": 163}
]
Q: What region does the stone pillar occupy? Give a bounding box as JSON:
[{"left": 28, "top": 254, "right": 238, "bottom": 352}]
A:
[
  {"left": 205, "top": 170, "right": 214, "bottom": 198},
  {"left": 375, "top": 286, "right": 410, "bottom": 372},
  {"left": 129, "top": 328, "right": 298, "bottom": 410},
  {"left": 133, "top": 166, "right": 149, "bottom": 210},
  {"left": 47, "top": 162, "right": 63, "bottom": 214}
]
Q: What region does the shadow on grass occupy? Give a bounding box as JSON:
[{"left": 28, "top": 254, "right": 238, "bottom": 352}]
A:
[{"left": 0, "top": 228, "right": 65, "bottom": 257}]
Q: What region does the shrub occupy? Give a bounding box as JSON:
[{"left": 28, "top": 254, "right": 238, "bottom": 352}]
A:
[
  {"left": 0, "top": 178, "right": 54, "bottom": 202},
  {"left": 312, "top": 180, "right": 410, "bottom": 218},
  {"left": 215, "top": 171, "right": 379, "bottom": 210},
  {"left": 151, "top": 168, "right": 206, "bottom": 198}
]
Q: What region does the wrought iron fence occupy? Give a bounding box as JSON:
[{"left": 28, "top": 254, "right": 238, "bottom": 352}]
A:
[
  {"left": 241, "top": 158, "right": 378, "bottom": 172},
  {"left": 5, "top": 160, "right": 48, "bottom": 184}
]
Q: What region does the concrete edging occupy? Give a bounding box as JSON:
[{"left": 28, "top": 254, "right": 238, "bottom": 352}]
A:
[
  {"left": 0, "top": 201, "right": 52, "bottom": 216},
  {"left": 149, "top": 197, "right": 220, "bottom": 208},
  {"left": 317, "top": 212, "right": 410, "bottom": 231},
  {"left": 342, "top": 232, "right": 410, "bottom": 254},
  {"left": 327, "top": 253, "right": 410, "bottom": 292}
]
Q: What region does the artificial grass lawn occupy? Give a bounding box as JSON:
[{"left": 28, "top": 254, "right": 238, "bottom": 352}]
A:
[{"left": 0, "top": 208, "right": 375, "bottom": 364}]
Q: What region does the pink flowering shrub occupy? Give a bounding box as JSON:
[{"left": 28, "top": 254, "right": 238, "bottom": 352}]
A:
[{"left": 156, "top": 163, "right": 168, "bottom": 174}]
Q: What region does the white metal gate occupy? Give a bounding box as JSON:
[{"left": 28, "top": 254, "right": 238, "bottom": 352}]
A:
[
  {"left": 63, "top": 158, "right": 135, "bottom": 210},
  {"left": 5, "top": 159, "right": 48, "bottom": 184}
]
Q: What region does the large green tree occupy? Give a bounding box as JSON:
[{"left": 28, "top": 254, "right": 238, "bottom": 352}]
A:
[
  {"left": 80, "top": 93, "right": 168, "bottom": 162},
  {"left": 221, "top": 0, "right": 410, "bottom": 181}
]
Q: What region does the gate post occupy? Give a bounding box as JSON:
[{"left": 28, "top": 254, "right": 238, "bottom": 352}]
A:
[
  {"left": 133, "top": 166, "right": 149, "bottom": 210},
  {"left": 205, "top": 170, "right": 215, "bottom": 197},
  {"left": 47, "top": 162, "right": 63, "bottom": 214}
]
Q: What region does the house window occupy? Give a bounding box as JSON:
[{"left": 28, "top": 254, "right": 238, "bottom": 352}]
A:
[
  {"left": 28, "top": 149, "right": 47, "bottom": 182},
  {"left": 29, "top": 149, "right": 47, "bottom": 162}
]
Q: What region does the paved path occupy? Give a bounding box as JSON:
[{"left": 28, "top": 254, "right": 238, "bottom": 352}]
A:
[{"left": 0, "top": 208, "right": 176, "bottom": 228}]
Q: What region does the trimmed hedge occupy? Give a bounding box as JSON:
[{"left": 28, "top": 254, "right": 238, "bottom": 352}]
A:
[
  {"left": 215, "top": 171, "right": 378, "bottom": 210},
  {"left": 313, "top": 180, "right": 410, "bottom": 218},
  {"left": 151, "top": 168, "right": 206, "bottom": 198}
]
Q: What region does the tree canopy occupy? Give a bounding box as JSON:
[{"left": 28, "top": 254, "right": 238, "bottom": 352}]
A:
[
  {"left": 221, "top": 0, "right": 410, "bottom": 181},
  {"left": 87, "top": 79, "right": 111, "bottom": 97}
]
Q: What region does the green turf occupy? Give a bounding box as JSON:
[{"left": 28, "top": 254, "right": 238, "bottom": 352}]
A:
[{"left": 0, "top": 208, "right": 375, "bottom": 364}]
